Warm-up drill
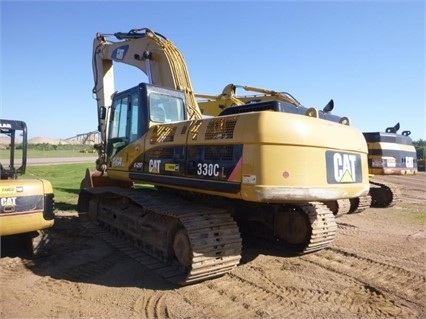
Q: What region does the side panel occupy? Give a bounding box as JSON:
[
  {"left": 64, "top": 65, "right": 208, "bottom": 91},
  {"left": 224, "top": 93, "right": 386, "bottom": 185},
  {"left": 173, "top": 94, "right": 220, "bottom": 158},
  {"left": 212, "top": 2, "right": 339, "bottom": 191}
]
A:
[
  {"left": 111, "top": 111, "right": 370, "bottom": 202},
  {"left": 129, "top": 144, "right": 243, "bottom": 193},
  {"left": 0, "top": 179, "right": 55, "bottom": 236},
  {"left": 0, "top": 213, "right": 54, "bottom": 236}
]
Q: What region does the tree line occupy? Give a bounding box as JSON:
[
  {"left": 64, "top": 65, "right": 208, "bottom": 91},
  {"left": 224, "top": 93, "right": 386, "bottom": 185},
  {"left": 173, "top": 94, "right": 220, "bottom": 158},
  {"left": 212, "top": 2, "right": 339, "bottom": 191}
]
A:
[{"left": 413, "top": 139, "right": 425, "bottom": 159}]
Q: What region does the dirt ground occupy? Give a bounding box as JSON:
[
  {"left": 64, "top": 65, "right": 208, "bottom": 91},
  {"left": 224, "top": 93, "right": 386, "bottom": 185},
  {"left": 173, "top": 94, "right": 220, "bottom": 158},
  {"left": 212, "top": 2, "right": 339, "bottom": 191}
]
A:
[{"left": 1, "top": 173, "right": 425, "bottom": 319}]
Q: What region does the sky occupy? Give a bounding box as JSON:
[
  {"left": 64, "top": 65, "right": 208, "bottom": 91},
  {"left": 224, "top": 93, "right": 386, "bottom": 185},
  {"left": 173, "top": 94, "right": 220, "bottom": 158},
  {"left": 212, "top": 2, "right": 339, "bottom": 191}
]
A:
[{"left": 0, "top": 0, "right": 425, "bottom": 141}]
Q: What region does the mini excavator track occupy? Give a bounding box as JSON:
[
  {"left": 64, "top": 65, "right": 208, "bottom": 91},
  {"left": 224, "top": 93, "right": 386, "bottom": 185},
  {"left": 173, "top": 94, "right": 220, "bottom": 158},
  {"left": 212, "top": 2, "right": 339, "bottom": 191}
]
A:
[{"left": 81, "top": 186, "right": 242, "bottom": 285}]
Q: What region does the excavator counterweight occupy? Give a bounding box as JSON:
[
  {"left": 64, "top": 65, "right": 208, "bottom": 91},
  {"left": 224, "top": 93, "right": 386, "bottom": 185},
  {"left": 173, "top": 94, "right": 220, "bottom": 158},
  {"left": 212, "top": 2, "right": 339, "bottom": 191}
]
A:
[{"left": 196, "top": 84, "right": 413, "bottom": 212}]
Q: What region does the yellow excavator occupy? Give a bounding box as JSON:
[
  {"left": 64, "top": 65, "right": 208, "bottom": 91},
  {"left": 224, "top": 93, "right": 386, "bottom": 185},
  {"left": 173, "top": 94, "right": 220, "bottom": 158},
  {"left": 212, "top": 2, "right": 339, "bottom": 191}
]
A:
[
  {"left": 0, "top": 119, "right": 55, "bottom": 255},
  {"left": 363, "top": 122, "right": 417, "bottom": 207},
  {"left": 363, "top": 122, "right": 418, "bottom": 175},
  {"left": 197, "top": 84, "right": 407, "bottom": 210},
  {"left": 78, "top": 28, "right": 370, "bottom": 285}
]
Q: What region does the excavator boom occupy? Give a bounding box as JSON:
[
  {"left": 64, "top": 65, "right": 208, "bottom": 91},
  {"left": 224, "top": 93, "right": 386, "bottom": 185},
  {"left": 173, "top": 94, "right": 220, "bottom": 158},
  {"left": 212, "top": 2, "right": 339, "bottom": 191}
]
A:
[{"left": 92, "top": 28, "right": 202, "bottom": 170}]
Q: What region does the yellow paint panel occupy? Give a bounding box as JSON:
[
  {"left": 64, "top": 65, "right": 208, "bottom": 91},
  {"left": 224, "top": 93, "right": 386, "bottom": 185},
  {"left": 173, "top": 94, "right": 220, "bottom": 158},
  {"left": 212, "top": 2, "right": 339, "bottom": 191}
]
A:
[{"left": 0, "top": 212, "right": 54, "bottom": 236}]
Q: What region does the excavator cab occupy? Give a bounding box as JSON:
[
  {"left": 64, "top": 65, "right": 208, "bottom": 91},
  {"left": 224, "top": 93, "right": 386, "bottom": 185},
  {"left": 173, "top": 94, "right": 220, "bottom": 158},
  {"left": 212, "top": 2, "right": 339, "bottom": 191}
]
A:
[{"left": 105, "top": 83, "right": 187, "bottom": 159}]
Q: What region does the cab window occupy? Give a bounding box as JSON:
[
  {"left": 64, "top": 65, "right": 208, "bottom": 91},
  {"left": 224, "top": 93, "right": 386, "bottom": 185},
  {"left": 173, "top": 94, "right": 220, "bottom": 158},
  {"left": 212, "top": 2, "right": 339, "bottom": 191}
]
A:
[{"left": 149, "top": 94, "right": 185, "bottom": 123}]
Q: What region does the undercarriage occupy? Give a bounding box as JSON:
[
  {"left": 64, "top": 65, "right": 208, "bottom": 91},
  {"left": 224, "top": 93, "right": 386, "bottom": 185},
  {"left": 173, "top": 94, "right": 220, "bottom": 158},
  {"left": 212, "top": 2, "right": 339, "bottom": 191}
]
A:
[{"left": 78, "top": 186, "right": 337, "bottom": 285}]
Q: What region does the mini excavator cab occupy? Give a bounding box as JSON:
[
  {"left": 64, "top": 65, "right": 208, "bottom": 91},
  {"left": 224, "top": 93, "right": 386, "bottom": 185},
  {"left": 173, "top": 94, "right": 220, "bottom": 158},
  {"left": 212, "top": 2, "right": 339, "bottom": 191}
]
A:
[{"left": 0, "top": 120, "right": 27, "bottom": 180}]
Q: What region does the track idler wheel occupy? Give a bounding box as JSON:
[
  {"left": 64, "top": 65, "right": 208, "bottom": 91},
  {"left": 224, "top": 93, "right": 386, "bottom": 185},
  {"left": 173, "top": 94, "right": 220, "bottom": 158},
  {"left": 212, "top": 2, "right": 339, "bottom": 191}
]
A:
[
  {"left": 173, "top": 228, "right": 192, "bottom": 273},
  {"left": 274, "top": 206, "right": 311, "bottom": 253},
  {"left": 273, "top": 202, "right": 337, "bottom": 255},
  {"left": 369, "top": 184, "right": 393, "bottom": 207}
]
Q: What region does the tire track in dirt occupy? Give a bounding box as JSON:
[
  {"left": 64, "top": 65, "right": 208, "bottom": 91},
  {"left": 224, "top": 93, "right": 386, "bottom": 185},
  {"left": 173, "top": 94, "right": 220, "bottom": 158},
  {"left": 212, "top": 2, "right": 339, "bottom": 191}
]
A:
[
  {"left": 57, "top": 250, "right": 127, "bottom": 282},
  {"left": 230, "top": 257, "right": 416, "bottom": 318},
  {"left": 128, "top": 265, "right": 293, "bottom": 318},
  {"left": 133, "top": 258, "right": 405, "bottom": 319},
  {"left": 32, "top": 277, "right": 88, "bottom": 318},
  {"left": 129, "top": 260, "right": 302, "bottom": 318},
  {"left": 183, "top": 273, "right": 297, "bottom": 318},
  {"left": 8, "top": 218, "right": 139, "bottom": 318},
  {"left": 22, "top": 249, "right": 126, "bottom": 317},
  {"left": 132, "top": 291, "right": 171, "bottom": 319},
  {"left": 336, "top": 221, "right": 360, "bottom": 236},
  {"left": 131, "top": 288, "right": 211, "bottom": 319},
  {"left": 0, "top": 264, "right": 88, "bottom": 318},
  {"left": 77, "top": 199, "right": 425, "bottom": 319},
  {"left": 301, "top": 247, "right": 424, "bottom": 317},
  {"left": 81, "top": 218, "right": 422, "bottom": 318},
  {"left": 337, "top": 219, "right": 426, "bottom": 268}
]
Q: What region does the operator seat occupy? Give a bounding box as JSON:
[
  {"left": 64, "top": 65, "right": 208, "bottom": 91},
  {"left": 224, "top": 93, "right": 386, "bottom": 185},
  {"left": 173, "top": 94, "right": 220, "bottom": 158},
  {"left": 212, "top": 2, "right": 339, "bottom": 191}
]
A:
[{"left": 151, "top": 105, "right": 166, "bottom": 122}]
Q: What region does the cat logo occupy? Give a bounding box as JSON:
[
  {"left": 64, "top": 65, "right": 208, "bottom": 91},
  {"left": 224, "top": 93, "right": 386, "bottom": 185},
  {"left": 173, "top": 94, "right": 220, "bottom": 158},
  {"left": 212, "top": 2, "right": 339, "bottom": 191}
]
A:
[
  {"left": 149, "top": 159, "right": 161, "bottom": 173},
  {"left": 0, "top": 197, "right": 16, "bottom": 213},
  {"left": 1, "top": 197, "right": 16, "bottom": 206},
  {"left": 326, "top": 151, "right": 362, "bottom": 184},
  {"left": 112, "top": 45, "right": 129, "bottom": 61}
]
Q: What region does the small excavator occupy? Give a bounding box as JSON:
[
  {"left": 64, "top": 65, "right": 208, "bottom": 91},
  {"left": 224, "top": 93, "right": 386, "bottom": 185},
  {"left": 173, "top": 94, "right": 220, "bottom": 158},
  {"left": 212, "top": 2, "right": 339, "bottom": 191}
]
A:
[
  {"left": 0, "top": 119, "right": 55, "bottom": 255},
  {"left": 78, "top": 28, "right": 370, "bottom": 285}
]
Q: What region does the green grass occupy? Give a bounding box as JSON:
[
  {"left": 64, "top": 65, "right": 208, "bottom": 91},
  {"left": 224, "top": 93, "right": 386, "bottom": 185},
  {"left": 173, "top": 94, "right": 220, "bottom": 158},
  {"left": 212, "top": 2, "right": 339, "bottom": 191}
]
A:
[
  {"left": 397, "top": 203, "right": 426, "bottom": 225},
  {"left": 22, "top": 163, "right": 94, "bottom": 211},
  {"left": 0, "top": 149, "right": 96, "bottom": 159},
  {"left": 414, "top": 212, "right": 426, "bottom": 224}
]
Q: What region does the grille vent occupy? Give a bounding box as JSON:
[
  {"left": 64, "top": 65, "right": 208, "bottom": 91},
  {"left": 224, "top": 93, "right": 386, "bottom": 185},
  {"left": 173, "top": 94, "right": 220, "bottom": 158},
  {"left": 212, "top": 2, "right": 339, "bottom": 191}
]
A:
[
  {"left": 149, "top": 147, "right": 174, "bottom": 159},
  {"left": 205, "top": 118, "right": 237, "bottom": 140},
  {"left": 150, "top": 125, "right": 177, "bottom": 144},
  {"left": 190, "top": 120, "right": 203, "bottom": 141},
  {"left": 205, "top": 145, "right": 234, "bottom": 160}
]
